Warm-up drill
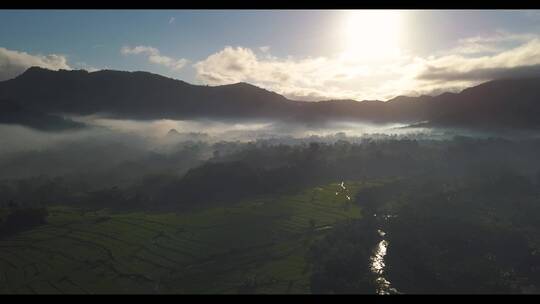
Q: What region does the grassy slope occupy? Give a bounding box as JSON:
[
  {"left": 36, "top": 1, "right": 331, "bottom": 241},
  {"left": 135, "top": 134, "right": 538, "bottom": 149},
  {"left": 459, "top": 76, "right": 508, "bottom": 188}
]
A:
[{"left": 0, "top": 181, "right": 371, "bottom": 294}]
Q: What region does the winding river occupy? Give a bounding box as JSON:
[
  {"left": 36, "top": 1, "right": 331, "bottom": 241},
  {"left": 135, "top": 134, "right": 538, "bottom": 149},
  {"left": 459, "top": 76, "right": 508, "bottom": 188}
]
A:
[
  {"left": 338, "top": 181, "right": 399, "bottom": 294},
  {"left": 370, "top": 229, "right": 400, "bottom": 294}
]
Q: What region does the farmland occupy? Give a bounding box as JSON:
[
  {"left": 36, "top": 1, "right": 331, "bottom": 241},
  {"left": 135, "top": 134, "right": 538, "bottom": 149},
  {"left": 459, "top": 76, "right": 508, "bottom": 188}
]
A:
[{"left": 0, "top": 180, "right": 368, "bottom": 294}]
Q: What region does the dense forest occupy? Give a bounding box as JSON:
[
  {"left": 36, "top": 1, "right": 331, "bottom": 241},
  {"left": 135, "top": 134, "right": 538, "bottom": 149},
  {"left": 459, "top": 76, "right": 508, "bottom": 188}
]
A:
[{"left": 2, "top": 133, "right": 540, "bottom": 293}]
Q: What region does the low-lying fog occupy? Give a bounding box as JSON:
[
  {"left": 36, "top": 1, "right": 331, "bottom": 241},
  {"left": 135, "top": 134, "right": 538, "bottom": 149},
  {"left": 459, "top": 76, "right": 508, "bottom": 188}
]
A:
[
  {"left": 1, "top": 115, "right": 539, "bottom": 183},
  {"left": 2, "top": 115, "right": 540, "bottom": 214},
  {"left": 72, "top": 115, "right": 429, "bottom": 141},
  {"left": 1, "top": 116, "right": 430, "bottom": 156}
]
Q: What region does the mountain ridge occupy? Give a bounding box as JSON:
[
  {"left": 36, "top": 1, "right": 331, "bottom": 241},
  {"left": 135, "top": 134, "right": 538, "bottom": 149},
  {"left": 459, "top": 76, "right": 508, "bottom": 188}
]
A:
[{"left": 1, "top": 66, "right": 540, "bottom": 130}]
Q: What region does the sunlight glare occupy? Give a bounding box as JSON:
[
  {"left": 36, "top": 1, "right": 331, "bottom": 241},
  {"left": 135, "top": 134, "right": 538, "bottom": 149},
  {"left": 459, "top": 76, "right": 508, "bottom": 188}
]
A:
[{"left": 341, "top": 10, "right": 404, "bottom": 61}]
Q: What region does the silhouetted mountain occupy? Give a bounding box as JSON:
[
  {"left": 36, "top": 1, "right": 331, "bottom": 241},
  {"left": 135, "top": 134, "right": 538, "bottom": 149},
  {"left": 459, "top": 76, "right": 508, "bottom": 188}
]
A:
[
  {"left": 1, "top": 67, "right": 540, "bottom": 130},
  {"left": 0, "top": 99, "right": 86, "bottom": 131},
  {"left": 423, "top": 78, "right": 540, "bottom": 129},
  {"left": 0, "top": 67, "right": 298, "bottom": 121}
]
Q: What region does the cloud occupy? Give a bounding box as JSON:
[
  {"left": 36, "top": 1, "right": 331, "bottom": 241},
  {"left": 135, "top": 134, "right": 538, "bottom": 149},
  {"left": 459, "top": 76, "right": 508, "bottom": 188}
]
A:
[
  {"left": 416, "top": 38, "right": 540, "bottom": 83},
  {"left": 4, "top": 29, "right": 534, "bottom": 103},
  {"left": 74, "top": 62, "right": 100, "bottom": 72},
  {"left": 448, "top": 31, "right": 538, "bottom": 55},
  {"left": 169, "top": 17, "right": 175, "bottom": 24},
  {"left": 121, "top": 45, "right": 187, "bottom": 71},
  {"left": 193, "top": 46, "right": 429, "bottom": 101},
  {"left": 523, "top": 11, "right": 540, "bottom": 19},
  {"left": 0, "top": 47, "right": 71, "bottom": 81},
  {"left": 193, "top": 46, "right": 383, "bottom": 101},
  {"left": 418, "top": 64, "right": 540, "bottom": 82},
  {"left": 194, "top": 30, "right": 540, "bottom": 102}
]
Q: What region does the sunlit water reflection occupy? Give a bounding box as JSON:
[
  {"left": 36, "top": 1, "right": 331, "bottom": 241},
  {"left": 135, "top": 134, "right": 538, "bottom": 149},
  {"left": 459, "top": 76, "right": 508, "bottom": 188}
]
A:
[
  {"left": 336, "top": 181, "right": 398, "bottom": 294},
  {"left": 371, "top": 229, "right": 400, "bottom": 295}
]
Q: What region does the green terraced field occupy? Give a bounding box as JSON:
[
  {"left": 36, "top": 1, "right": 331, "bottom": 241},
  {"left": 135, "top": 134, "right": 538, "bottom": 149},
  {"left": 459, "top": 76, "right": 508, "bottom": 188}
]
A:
[{"left": 0, "top": 181, "right": 370, "bottom": 294}]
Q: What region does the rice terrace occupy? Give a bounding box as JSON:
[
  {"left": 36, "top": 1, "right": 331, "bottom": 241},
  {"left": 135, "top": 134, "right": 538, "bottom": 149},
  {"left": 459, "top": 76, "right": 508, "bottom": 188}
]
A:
[{"left": 0, "top": 181, "right": 368, "bottom": 294}]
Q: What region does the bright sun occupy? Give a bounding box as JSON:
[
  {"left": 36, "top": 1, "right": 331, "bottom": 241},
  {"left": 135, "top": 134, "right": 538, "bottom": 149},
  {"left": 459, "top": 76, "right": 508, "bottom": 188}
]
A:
[{"left": 341, "top": 10, "right": 404, "bottom": 61}]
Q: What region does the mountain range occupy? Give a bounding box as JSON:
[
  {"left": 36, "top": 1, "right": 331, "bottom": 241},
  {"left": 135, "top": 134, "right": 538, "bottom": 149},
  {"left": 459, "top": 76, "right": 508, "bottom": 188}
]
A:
[{"left": 1, "top": 66, "right": 540, "bottom": 131}]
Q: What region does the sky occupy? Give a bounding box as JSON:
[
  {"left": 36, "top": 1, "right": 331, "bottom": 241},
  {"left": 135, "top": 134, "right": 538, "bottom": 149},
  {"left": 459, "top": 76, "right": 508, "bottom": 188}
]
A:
[{"left": 1, "top": 10, "right": 540, "bottom": 101}]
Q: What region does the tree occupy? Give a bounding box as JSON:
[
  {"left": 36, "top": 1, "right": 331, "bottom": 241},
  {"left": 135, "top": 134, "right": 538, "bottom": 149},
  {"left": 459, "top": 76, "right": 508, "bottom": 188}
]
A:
[
  {"left": 0, "top": 207, "right": 48, "bottom": 237},
  {"left": 308, "top": 220, "right": 380, "bottom": 294}
]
